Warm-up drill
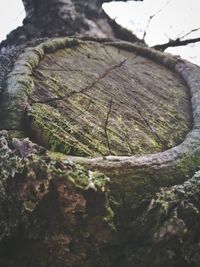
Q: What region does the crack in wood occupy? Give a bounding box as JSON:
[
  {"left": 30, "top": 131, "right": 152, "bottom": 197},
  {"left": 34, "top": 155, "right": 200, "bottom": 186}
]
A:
[{"left": 31, "top": 58, "right": 127, "bottom": 104}]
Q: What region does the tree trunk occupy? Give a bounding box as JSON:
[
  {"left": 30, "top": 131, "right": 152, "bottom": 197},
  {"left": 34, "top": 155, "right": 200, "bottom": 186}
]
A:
[
  {"left": 1, "top": 0, "right": 141, "bottom": 50},
  {"left": 1, "top": 1, "right": 200, "bottom": 266}
]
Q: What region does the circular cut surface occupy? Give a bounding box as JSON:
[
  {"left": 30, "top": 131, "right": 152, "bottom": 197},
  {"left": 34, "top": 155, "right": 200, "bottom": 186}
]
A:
[{"left": 30, "top": 42, "right": 191, "bottom": 156}]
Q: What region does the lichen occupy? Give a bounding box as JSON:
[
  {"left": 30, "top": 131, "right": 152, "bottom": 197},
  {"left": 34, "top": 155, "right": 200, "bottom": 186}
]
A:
[
  {"left": 0, "top": 131, "right": 24, "bottom": 199},
  {"left": 1, "top": 36, "right": 200, "bottom": 220}
]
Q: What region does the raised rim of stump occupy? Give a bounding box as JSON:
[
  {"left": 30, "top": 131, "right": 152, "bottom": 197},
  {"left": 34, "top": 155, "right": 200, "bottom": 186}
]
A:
[{"left": 2, "top": 37, "right": 200, "bottom": 180}]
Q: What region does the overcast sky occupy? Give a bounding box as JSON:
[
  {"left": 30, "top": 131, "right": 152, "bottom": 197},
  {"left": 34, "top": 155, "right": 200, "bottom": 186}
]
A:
[
  {"left": 0, "top": 0, "right": 24, "bottom": 41},
  {"left": 103, "top": 0, "right": 200, "bottom": 65},
  {"left": 0, "top": 0, "right": 200, "bottom": 65}
]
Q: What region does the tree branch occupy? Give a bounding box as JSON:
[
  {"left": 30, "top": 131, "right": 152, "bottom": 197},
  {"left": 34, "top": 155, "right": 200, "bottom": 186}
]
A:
[
  {"left": 153, "top": 37, "right": 200, "bottom": 51},
  {"left": 100, "top": 0, "right": 142, "bottom": 3}
]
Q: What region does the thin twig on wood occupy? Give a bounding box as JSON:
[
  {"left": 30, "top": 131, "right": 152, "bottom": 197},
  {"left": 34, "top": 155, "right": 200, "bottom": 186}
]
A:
[
  {"left": 128, "top": 89, "right": 169, "bottom": 151},
  {"left": 32, "top": 59, "right": 127, "bottom": 104},
  {"left": 104, "top": 97, "right": 113, "bottom": 155},
  {"left": 135, "top": 103, "right": 169, "bottom": 150}
]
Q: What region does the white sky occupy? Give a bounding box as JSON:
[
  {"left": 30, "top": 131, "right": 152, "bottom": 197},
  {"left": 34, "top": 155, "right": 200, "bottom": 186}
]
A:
[
  {"left": 0, "top": 0, "right": 200, "bottom": 65},
  {"left": 0, "top": 0, "right": 25, "bottom": 41},
  {"left": 103, "top": 0, "right": 200, "bottom": 65}
]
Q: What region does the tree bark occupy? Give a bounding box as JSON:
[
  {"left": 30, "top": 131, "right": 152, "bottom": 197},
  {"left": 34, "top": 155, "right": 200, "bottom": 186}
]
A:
[
  {"left": 0, "top": 1, "right": 200, "bottom": 266},
  {"left": 1, "top": 0, "right": 141, "bottom": 50}
]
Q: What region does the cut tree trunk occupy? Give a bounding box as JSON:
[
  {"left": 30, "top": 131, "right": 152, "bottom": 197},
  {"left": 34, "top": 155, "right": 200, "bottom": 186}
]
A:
[{"left": 1, "top": 1, "right": 200, "bottom": 266}]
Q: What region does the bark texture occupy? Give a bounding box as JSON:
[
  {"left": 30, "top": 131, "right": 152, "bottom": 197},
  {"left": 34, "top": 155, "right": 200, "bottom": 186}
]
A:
[
  {"left": 0, "top": 132, "right": 116, "bottom": 267},
  {"left": 1, "top": 0, "right": 141, "bottom": 50},
  {"left": 1, "top": 1, "right": 200, "bottom": 266}
]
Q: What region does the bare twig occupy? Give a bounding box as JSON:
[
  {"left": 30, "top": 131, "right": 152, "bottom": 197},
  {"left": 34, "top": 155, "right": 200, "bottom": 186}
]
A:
[
  {"left": 132, "top": 98, "right": 169, "bottom": 150},
  {"left": 122, "top": 84, "right": 168, "bottom": 151},
  {"left": 153, "top": 26, "right": 200, "bottom": 51},
  {"left": 142, "top": 0, "right": 171, "bottom": 40},
  {"left": 104, "top": 97, "right": 113, "bottom": 154},
  {"left": 32, "top": 59, "right": 127, "bottom": 104},
  {"left": 101, "top": 0, "right": 142, "bottom": 3},
  {"left": 179, "top": 27, "right": 200, "bottom": 40},
  {"left": 153, "top": 37, "right": 200, "bottom": 51}
]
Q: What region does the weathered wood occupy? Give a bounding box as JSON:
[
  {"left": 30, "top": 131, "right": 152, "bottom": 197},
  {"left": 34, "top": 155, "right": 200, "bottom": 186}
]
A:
[
  {"left": 30, "top": 41, "right": 190, "bottom": 156},
  {"left": 1, "top": 1, "right": 200, "bottom": 266},
  {"left": 2, "top": 37, "right": 200, "bottom": 207}
]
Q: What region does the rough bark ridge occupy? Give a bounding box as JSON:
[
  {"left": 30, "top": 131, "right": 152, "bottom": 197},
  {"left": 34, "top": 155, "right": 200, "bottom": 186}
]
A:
[{"left": 1, "top": 0, "right": 200, "bottom": 266}]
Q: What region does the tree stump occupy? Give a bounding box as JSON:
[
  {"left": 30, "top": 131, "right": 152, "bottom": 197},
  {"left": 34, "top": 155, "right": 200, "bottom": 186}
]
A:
[
  {"left": 1, "top": 37, "right": 200, "bottom": 266},
  {"left": 2, "top": 38, "right": 200, "bottom": 203}
]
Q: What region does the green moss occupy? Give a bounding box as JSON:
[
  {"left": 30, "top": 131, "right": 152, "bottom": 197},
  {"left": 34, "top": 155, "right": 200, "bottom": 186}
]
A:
[
  {"left": 2, "top": 37, "right": 192, "bottom": 158},
  {"left": 47, "top": 150, "right": 71, "bottom": 161},
  {"left": 0, "top": 131, "right": 24, "bottom": 198},
  {"left": 1, "top": 37, "right": 196, "bottom": 210},
  {"left": 175, "top": 153, "right": 200, "bottom": 177},
  {"left": 42, "top": 38, "right": 79, "bottom": 53},
  {"left": 24, "top": 200, "right": 37, "bottom": 212},
  {"left": 28, "top": 39, "right": 191, "bottom": 157},
  {"left": 68, "top": 166, "right": 110, "bottom": 191},
  {"left": 29, "top": 103, "right": 97, "bottom": 156},
  {"left": 47, "top": 147, "right": 200, "bottom": 210},
  {"left": 103, "top": 206, "right": 116, "bottom": 231},
  {"left": 44, "top": 150, "right": 110, "bottom": 191}
]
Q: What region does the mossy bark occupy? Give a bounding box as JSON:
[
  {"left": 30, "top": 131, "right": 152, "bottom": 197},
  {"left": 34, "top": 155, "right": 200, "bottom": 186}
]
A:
[
  {"left": 0, "top": 131, "right": 116, "bottom": 267},
  {"left": 1, "top": 1, "right": 200, "bottom": 266},
  {"left": 2, "top": 37, "right": 200, "bottom": 207}
]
